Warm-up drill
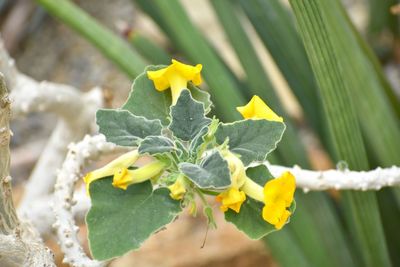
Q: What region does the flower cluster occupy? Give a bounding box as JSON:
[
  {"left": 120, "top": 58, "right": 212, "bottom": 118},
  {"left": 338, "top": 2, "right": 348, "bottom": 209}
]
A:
[{"left": 84, "top": 59, "right": 296, "bottom": 232}]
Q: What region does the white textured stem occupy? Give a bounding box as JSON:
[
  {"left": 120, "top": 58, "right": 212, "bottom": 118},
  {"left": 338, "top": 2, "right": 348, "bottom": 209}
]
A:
[
  {"left": 18, "top": 87, "right": 103, "bottom": 212},
  {"left": 262, "top": 163, "right": 400, "bottom": 192},
  {"left": 53, "top": 134, "right": 122, "bottom": 267},
  {"left": 0, "top": 74, "right": 54, "bottom": 267},
  {"left": 20, "top": 188, "right": 90, "bottom": 237}
]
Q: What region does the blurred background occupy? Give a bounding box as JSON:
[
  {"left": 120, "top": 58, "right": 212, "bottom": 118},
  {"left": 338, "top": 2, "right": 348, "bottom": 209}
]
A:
[{"left": 1, "top": 0, "right": 400, "bottom": 266}]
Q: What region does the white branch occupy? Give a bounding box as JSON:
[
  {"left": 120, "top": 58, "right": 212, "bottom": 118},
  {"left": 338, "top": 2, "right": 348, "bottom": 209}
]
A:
[
  {"left": 21, "top": 188, "right": 90, "bottom": 237},
  {"left": 265, "top": 163, "right": 400, "bottom": 192},
  {"left": 53, "top": 135, "right": 121, "bottom": 267},
  {"left": 0, "top": 36, "right": 104, "bottom": 212}
]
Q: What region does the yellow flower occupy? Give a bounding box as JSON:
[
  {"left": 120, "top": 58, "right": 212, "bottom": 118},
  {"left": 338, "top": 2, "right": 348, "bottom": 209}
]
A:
[
  {"left": 83, "top": 150, "right": 139, "bottom": 193},
  {"left": 112, "top": 161, "right": 166, "bottom": 190},
  {"left": 216, "top": 187, "right": 246, "bottom": 213},
  {"left": 168, "top": 177, "right": 187, "bottom": 200},
  {"left": 262, "top": 202, "right": 291, "bottom": 230},
  {"left": 262, "top": 171, "right": 296, "bottom": 229},
  {"left": 237, "top": 95, "right": 283, "bottom": 122},
  {"left": 147, "top": 59, "right": 203, "bottom": 104}
]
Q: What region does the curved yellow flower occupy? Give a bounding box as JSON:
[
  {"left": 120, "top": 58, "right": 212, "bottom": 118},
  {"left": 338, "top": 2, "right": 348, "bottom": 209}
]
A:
[
  {"left": 240, "top": 170, "right": 295, "bottom": 229},
  {"left": 83, "top": 150, "right": 139, "bottom": 193},
  {"left": 237, "top": 95, "right": 283, "bottom": 122},
  {"left": 112, "top": 161, "right": 166, "bottom": 190},
  {"left": 147, "top": 59, "right": 202, "bottom": 104},
  {"left": 216, "top": 187, "right": 246, "bottom": 213},
  {"left": 262, "top": 171, "right": 296, "bottom": 229}
]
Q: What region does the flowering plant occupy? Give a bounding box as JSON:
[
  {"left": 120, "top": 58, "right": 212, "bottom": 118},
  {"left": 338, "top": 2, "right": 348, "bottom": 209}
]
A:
[{"left": 84, "top": 60, "right": 296, "bottom": 260}]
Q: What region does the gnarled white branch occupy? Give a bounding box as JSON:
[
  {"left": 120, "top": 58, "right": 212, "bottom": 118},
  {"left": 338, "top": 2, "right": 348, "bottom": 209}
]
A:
[
  {"left": 53, "top": 134, "right": 121, "bottom": 267},
  {"left": 0, "top": 36, "right": 104, "bottom": 214}
]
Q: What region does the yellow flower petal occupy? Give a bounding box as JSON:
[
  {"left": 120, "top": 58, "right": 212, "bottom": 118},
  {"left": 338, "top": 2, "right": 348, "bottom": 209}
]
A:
[
  {"left": 237, "top": 95, "right": 283, "bottom": 122},
  {"left": 261, "top": 171, "right": 295, "bottom": 229},
  {"left": 147, "top": 59, "right": 203, "bottom": 104},
  {"left": 262, "top": 201, "right": 291, "bottom": 230},
  {"left": 171, "top": 59, "right": 202, "bottom": 85},
  {"left": 83, "top": 150, "right": 139, "bottom": 193},
  {"left": 216, "top": 187, "right": 246, "bottom": 213},
  {"left": 168, "top": 180, "right": 187, "bottom": 200},
  {"left": 264, "top": 171, "right": 296, "bottom": 207},
  {"left": 112, "top": 168, "right": 132, "bottom": 190},
  {"left": 147, "top": 68, "right": 169, "bottom": 91}
]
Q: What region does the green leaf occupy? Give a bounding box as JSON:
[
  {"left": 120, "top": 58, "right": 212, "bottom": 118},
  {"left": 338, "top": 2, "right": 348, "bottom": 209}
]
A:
[
  {"left": 169, "top": 90, "right": 211, "bottom": 141},
  {"left": 188, "top": 83, "right": 212, "bottom": 114},
  {"left": 138, "top": 136, "right": 177, "bottom": 155},
  {"left": 122, "top": 66, "right": 213, "bottom": 125},
  {"left": 86, "top": 178, "right": 181, "bottom": 260},
  {"left": 96, "top": 109, "right": 162, "bottom": 146},
  {"left": 215, "top": 120, "right": 285, "bottom": 165},
  {"left": 226, "top": 165, "right": 290, "bottom": 239},
  {"left": 189, "top": 126, "right": 208, "bottom": 153},
  {"left": 179, "top": 151, "right": 230, "bottom": 189},
  {"left": 122, "top": 66, "right": 172, "bottom": 125}
]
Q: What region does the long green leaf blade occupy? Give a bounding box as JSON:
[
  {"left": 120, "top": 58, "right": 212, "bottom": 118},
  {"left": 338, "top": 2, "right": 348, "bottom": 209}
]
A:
[{"left": 289, "top": 1, "right": 391, "bottom": 266}]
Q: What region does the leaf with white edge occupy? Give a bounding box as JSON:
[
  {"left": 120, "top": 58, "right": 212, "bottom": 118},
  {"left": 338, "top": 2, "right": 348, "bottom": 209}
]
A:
[
  {"left": 96, "top": 109, "right": 162, "bottom": 147},
  {"left": 169, "top": 90, "right": 211, "bottom": 141},
  {"left": 188, "top": 83, "right": 212, "bottom": 114},
  {"left": 215, "top": 120, "right": 285, "bottom": 165},
  {"left": 138, "top": 136, "right": 177, "bottom": 155},
  {"left": 86, "top": 178, "right": 182, "bottom": 260},
  {"left": 122, "top": 66, "right": 171, "bottom": 125},
  {"left": 179, "top": 151, "right": 231, "bottom": 189},
  {"left": 122, "top": 66, "right": 212, "bottom": 125},
  {"left": 225, "top": 165, "right": 296, "bottom": 239},
  {"left": 189, "top": 125, "right": 208, "bottom": 153}
]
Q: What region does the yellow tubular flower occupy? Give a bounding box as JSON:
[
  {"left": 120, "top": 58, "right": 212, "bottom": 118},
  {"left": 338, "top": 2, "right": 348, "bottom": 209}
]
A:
[
  {"left": 147, "top": 59, "right": 203, "bottom": 104},
  {"left": 216, "top": 187, "right": 246, "bottom": 213},
  {"left": 112, "top": 161, "right": 167, "bottom": 190},
  {"left": 237, "top": 95, "right": 283, "bottom": 122},
  {"left": 83, "top": 150, "right": 139, "bottom": 193},
  {"left": 262, "top": 171, "right": 296, "bottom": 229},
  {"left": 168, "top": 174, "right": 187, "bottom": 200}
]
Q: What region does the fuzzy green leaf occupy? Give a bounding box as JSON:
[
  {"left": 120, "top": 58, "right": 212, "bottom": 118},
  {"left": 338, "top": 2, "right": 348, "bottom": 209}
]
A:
[
  {"left": 138, "top": 136, "right": 177, "bottom": 155},
  {"left": 123, "top": 66, "right": 213, "bottom": 125},
  {"left": 188, "top": 83, "right": 212, "bottom": 114},
  {"left": 96, "top": 109, "right": 162, "bottom": 146},
  {"left": 122, "top": 66, "right": 172, "bottom": 125},
  {"left": 169, "top": 90, "right": 211, "bottom": 141},
  {"left": 179, "top": 151, "right": 230, "bottom": 189},
  {"left": 86, "top": 178, "right": 181, "bottom": 260},
  {"left": 215, "top": 120, "right": 285, "bottom": 165}
]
